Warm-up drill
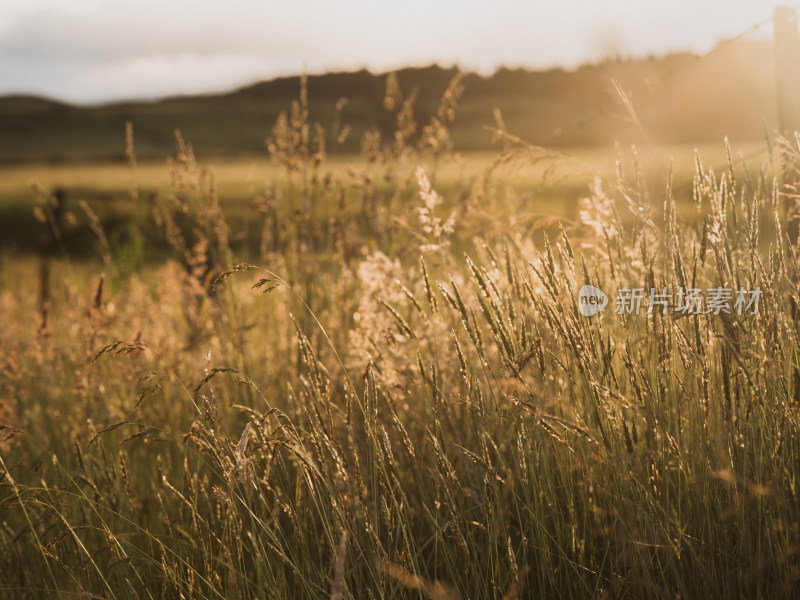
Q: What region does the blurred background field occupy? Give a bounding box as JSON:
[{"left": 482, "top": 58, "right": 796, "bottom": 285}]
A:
[{"left": 0, "top": 141, "right": 770, "bottom": 262}]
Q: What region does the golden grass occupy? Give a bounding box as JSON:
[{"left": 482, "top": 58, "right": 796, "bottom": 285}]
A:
[{"left": 0, "top": 73, "right": 797, "bottom": 599}]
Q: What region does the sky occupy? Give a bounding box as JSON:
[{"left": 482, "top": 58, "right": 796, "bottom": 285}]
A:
[{"left": 0, "top": 0, "right": 788, "bottom": 104}]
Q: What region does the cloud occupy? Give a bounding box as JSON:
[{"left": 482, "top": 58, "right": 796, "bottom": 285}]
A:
[
  {"left": 0, "top": 2, "right": 302, "bottom": 63},
  {"left": 0, "top": 1, "right": 333, "bottom": 100}
]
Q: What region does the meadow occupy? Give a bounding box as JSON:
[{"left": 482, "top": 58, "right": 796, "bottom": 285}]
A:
[{"left": 0, "top": 72, "right": 798, "bottom": 599}]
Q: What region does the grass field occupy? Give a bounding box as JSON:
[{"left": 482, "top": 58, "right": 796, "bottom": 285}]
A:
[
  {"left": 0, "top": 140, "right": 769, "bottom": 256},
  {"left": 0, "top": 74, "right": 798, "bottom": 599}
]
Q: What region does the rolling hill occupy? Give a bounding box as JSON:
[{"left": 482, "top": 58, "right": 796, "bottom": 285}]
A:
[{"left": 0, "top": 39, "right": 778, "bottom": 164}]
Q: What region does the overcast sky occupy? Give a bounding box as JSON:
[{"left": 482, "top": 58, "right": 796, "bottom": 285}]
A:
[{"left": 0, "top": 0, "right": 786, "bottom": 104}]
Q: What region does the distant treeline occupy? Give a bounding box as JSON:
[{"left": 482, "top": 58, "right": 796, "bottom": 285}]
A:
[{"left": 0, "top": 40, "right": 776, "bottom": 163}]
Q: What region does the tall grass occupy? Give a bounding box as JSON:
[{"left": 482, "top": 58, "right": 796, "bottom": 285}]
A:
[{"left": 0, "top": 73, "right": 798, "bottom": 599}]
